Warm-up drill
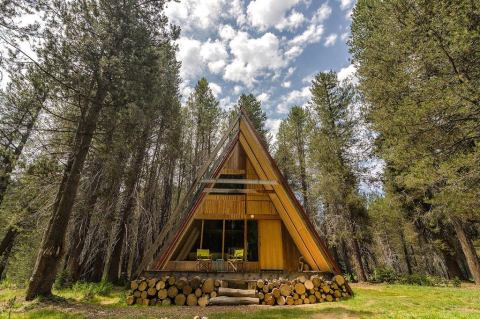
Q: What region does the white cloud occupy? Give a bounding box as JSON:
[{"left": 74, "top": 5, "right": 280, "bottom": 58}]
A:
[
  {"left": 345, "top": 8, "right": 353, "bottom": 20},
  {"left": 220, "top": 96, "right": 234, "bottom": 111},
  {"left": 247, "top": 0, "right": 301, "bottom": 31},
  {"left": 285, "top": 45, "right": 303, "bottom": 60},
  {"left": 276, "top": 10, "right": 305, "bottom": 31},
  {"left": 302, "top": 72, "right": 315, "bottom": 84},
  {"left": 266, "top": 118, "right": 282, "bottom": 143},
  {"left": 209, "top": 82, "right": 222, "bottom": 98},
  {"left": 324, "top": 34, "right": 338, "bottom": 47},
  {"left": 289, "top": 24, "right": 324, "bottom": 47},
  {"left": 165, "top": 0, "right": 227, "bottom": 31},
  {"left": 219, "top": 24, "right": 236, "bottom": 40},
  {"left": 257, "top": 92, "right": 270, "bottom": 103},
  {"left": 224, "top": 32, "right": 285, "bottom": 86},
  {"left": 200, "top": 39, "right": 228, "bottom": 74},
  {"left": 226, "top": 0, "right": 247, "bottom": 26},
  {"left": 177, "top": 37, "right": 229, "bottom": 79},
  {"left": 177, "top": 37, "right": 203, "bottom": 79},
  {"left": 276, "top": 86, "right": 311, "bottom": 114},
  {"left": 338, "top": 0, "right": 354, "bottom": 10},
  {"left": 337, "top": 64, "right": 357, "bottom": 83},
  {"left": 312, "top": 3, "right": 332, "bottom": 23},
  {"left": 233, "top": 85, "right": 243, "bottom": 94},
  {"left": 286, "top": 67, "right": 296, "bottom": 78},
  {"left": 282, "top": 81, "right": 291, "bottom": 88},
  {"left": 341, "top": 32, "right": 349, "bottom": 41}
]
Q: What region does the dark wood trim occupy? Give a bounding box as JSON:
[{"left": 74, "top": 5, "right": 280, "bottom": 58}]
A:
[
  {"left": 201, "top": 179, "right": 278, "bottom": 185},
  {"left": 203, "top": 188, "right": 275, "bottom": 194}
]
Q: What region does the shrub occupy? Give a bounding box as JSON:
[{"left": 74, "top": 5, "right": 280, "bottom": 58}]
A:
[
  {"left": 370, "top": 267, "right": 398, "bottom": 283},
  {"left": 71, "top": 281, "right": 113, "bottom": 300},
  {"left": 54, "top": 269, "right": 73, "bottom": 289},
  {"left": 398, "top": 273, "right": 432, "bottom": 286}
]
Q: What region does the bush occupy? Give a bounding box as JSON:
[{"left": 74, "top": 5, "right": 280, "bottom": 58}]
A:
[
  {"left": 369, "top": 268, "right": 461, "bottom": 287},
  {"left": 54, "top": 269, "right": 73, "bottom": 289},
  {"left": 71, "top": 281, "right": 113, "bottom": 300},
  {"left": 398, "top": 273, "right": 432, "bottom": 286},
  {"left": 370, "top": 267, "right": 398, "bottom": 283}
]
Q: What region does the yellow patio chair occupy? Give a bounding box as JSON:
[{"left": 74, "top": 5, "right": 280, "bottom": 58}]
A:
[
  {"left": 227, "top": 248, "right": 244, "bottom": 272},
  {"left": 196, "top": 249, "right": 212, "bottom": 271}
]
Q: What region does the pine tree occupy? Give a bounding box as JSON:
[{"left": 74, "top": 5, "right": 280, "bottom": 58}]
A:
[
  {"left": 275, "top": 106, "right": 313, "bottom": 216},
  {"left": 351, "top": 0, "right": 480, "bottom": 284},
  {"left": 309, "top": 71, "right": 368, "bottom": 281},
  {"left": 234, "top": 94, "right": 269, "bottom": 145}
]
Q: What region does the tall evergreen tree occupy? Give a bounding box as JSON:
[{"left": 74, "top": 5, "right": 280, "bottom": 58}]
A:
[
  {"left": 351, "top": 0, "right": 480, "bottom": 284},
  {"left": 234, "top": 94, "right": 269, "bottom": 145},
  {"left": 275, "top": 106, "right": 313, "bottom": 217},
  {"left": 309, "top": 71, "right": 369, "bottom": 281},
  {"left": 25, "top": 0, "right": 172, "bottom": 299},
  {"left": 184, "top": 78, "right": 223, "bottom": 181}
]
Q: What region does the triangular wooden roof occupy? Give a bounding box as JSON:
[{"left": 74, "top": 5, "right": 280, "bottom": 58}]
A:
[{"left": 134, "top": 110, "right": 341, "bottom": 277}]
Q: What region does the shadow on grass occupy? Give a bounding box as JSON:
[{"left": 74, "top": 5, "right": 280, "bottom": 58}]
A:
[{"left": 210, "top": 306, "right": 374, "bottom": 319}]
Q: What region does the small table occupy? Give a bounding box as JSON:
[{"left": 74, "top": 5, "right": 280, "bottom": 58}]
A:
[{"left": 213, "top": 259, "right": 225, "bottom": 272}]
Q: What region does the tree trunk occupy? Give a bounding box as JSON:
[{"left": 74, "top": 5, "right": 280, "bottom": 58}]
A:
[
  {"left": 340, "top": 239, "right": 354, "bottom": 275},
  {"left": 25, "top": 87, "right": 106, "bottom": 300},
  {"left": 348, "top": 237, "right": 367, "bottom": 282},
  {"left": 452, "top": 218, "right": 480, "bottom": 284},
  {"left": 102, "top": 125, "right": 149, "bottom": 283},
  {"left": 64, "top": 160, "right": 103, "bottom": 282},
  {"left": 400, "top": 229, "right": 413, "bottom": 275},
  {"left": 0, "top": 226, "right": 18, "bottom": 278}
]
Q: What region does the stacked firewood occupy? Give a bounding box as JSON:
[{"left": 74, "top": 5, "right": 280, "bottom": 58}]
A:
[
  {"left": 127, "top": 274, "right": 350, "bottom": 307},
  {"left": 127, "top": 276, "right": 220, "bottom": 307},
  {"left": 255, "top": 275, "right": 350, "bottom": 305}
]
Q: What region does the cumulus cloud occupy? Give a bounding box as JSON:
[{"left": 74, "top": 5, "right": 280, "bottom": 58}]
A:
[
  {"left": 276, "top": 10, "right": 305, "bottom": 31},
  {"left": 337, "top": 0, "right": 355, "bottom": 10},
  {"left": 233, "top": 85, "right": 243, "bottom": 94},
  {"left": 177, "top": 37, "right": 229, "bottom": 79},
  {"left": 247, "top": 0, "right": 301, "bottom": 31},
  {"left": 276, "top": 86, "right": 311, "bottom": 114},
  {"left": 176, "top": 37, "right": 203, "bottom": 79},
  {"left": 266, "top": 118, "right": 282, "bottom": 143},
  {"left": 257, "top": 92, "right": 270, "bottom": 103},
  {"left": 224, "top": 32, "right": 285, "bottom": 86},
  {"left": 219, "top": 24, "right": 236, "bottom": 41},
  {"left": 282, "top": 81, "right": 291, "bottom": 88},
  {"left": 209, "top": 82, "right": 222, "bottom": 98},
  {"left": 200, "top": 39, "right": 228, "bottom": 74},
  {"left": 324, "top": 34, "right": 338, "bottom": 47},
  {"left": 165, "top": 0, "right": 227, "bottom": 31},
  {"left": 337, "top": 64, "right": 357, "bottom": 83},
  {"left": 312, "top": 3, "right": 332, "bottom": 23}
]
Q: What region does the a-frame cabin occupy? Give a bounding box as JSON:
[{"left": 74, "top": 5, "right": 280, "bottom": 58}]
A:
[{"left": 135, "top": 109, "right": 342, "bottom": 279}]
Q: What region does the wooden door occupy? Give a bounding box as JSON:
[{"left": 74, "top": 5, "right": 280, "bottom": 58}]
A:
[{"left": 258, "top": 219, "right": 284, "bottom": 270}]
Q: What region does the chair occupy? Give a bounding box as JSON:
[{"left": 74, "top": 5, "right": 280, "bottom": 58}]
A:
[
  {"left": 227, "top": 248, "right": 245, "bottom": 272},
  {"left": 196, "top": 249, "right": 212, "bottom": 272}
]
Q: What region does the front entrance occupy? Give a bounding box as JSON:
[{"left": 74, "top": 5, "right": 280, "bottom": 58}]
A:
[{"left": 258, "top": 219, "right": 284, "bottom": 270}]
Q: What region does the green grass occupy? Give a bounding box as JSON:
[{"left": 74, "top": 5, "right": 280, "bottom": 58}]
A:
[{"left": 0, "top": 283, "right": 479, "bottom": 318}]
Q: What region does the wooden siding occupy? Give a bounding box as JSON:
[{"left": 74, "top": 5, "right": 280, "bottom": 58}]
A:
[
  {"left": 258, "top": 220, "right": 284, "bottom": 270},
  {"left": 223, "top": 143, "right": 246, "bottom": 170},
  {"left": 195, "top": 194, "right": 245, "bottom": 219}
]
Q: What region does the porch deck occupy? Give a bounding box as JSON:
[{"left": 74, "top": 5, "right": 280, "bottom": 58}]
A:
[{"left": 143, "top": 269, "right": 333, "bottom": 282}]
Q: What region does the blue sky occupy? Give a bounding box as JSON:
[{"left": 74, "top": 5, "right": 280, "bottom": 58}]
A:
[{"left": 165, "top": 0, "right": 357, "bottom": 137}]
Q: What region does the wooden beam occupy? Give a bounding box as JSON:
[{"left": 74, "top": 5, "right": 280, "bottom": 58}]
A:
[
  {"left": 222, "top": 220, "right": 226, "bottom": 260},
  {"left": 201, "top": 179, "right": 278, "bottom": 185},
  {"left": 200, "top": 219, "right": 204, "bottom": 249},
  {"left": 202, "top": 188, "right": 275, "bottom": 194}
]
